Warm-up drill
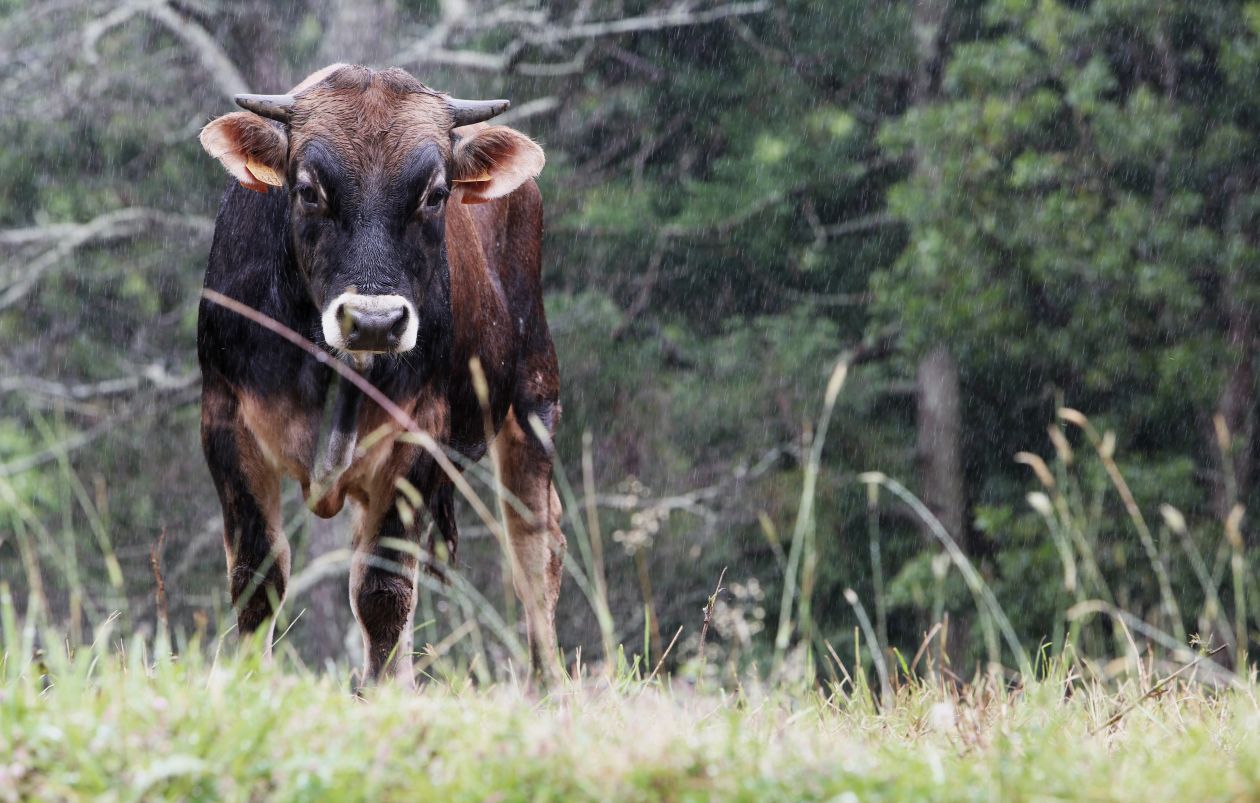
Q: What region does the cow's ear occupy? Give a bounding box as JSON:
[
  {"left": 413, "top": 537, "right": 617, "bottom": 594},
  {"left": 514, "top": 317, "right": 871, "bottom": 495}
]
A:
[
  {"left": 199, "top": 112, "right": 288, "bottom": 193},
  {"left": 451, "top": 127, "right": 545, "bottom": 204}
]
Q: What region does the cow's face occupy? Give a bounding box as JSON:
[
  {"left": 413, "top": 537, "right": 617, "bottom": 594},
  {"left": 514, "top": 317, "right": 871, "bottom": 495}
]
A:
[{"left": 200, "top": 65, "right": 544, "bottom": 359}]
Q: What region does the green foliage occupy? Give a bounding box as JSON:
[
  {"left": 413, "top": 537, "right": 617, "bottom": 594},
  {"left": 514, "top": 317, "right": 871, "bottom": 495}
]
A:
[
  {"left": 7, "top": 0, "right": 1260, "bottom": 678},
  {"left": 878, "top": 0, "right": 1260, "bottom": 527}
]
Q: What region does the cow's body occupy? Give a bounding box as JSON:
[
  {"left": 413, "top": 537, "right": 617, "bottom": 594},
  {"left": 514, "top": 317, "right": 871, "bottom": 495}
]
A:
[{"left": 196, "top": 65, "right": 564, "bottom": 686}]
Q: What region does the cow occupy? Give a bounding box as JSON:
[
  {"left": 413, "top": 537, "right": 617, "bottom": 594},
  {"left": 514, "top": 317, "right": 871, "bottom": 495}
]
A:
[{"left": 196, "top": 64, "right": 564, "bottom": 687}]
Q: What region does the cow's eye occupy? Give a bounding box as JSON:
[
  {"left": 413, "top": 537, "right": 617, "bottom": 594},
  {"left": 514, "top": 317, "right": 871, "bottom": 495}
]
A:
[
  {"left": 297, "top": 183, "right": 320, "bottom": 209},
  {"left": 425, "top": 187, "right": 449, "bottom": 209}
]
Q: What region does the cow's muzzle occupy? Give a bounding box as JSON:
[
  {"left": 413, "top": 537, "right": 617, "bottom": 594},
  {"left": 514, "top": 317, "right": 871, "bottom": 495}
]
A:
[{"left": 322, "top": 293, "right": 419, "bottom": 354}]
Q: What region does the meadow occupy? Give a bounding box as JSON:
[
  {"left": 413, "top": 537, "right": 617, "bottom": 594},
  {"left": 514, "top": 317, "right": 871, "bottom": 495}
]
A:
[
  {"left": 2, "top": 607, "right": 1257, "bottom": 801},
  {"left": 3, "top": 367, "right": 1259, "bottom": 801}
]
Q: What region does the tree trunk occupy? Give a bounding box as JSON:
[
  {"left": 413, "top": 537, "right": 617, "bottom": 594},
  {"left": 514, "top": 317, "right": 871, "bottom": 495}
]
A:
[
  {"left": 302, "top": 512, "right": 356, "bottom": 665},
  {"left": 230, "top": 1, "right": 290, "bottom": 90},
  {"left": 917, "top": 346, "right": 966, "bottom": 542},
  {"left": 1213, "top": 285, "right": 1257, "bottom": 525},
  {"left": 909, "top": 0, "right": 965, "bottom": 550},
  {"left": 320, "top": 0, "right": 399, "bottom": 66},
  {"left": 910, "top": 0, "right": 950, "bottom": 104},
  {"left": 908, "top": 0, "right": 970, "bottom": 670}
]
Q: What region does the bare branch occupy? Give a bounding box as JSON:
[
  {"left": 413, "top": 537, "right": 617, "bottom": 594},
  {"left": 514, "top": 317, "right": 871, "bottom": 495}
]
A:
[
  {"left": 83, "top": 0, "right": 248, "bottom": 98},
  {"left": 823, "top": 212, "right": 898, "bottom": 238},
  {"left": 0, "top": 207, "right": 213, "bottom": 248},
  {"left": 612, "top": 235, "right": 669, "bottom": 340},
  {"left": 0, "top": 379, "right": 198, "bottom": 478},
  {"left": 143, "top": 1, "right": 249, "bottom": 97},
  {"left": 0, "top": 208, "right": 213, "bottom": 309},
  {"left": 666, "top": 187, "right": 794, "bottom": 240},
  {"left": 0, "top": 363, "right": 198, "bottom": 402},
  {"left": 455, "top": 443, "right": 798, "bottom": 543},
  {"left": 393, "top": 1, "right": 770, "bottom": 74},
  {"left": 151, "top": 527, "right": 169, "bottom": 631},
  {"left": 698, "top": 567, "right": 728, "bottom": 665},
  {"left": 396, "top": 45, "right": 515, "bottom": 72},
  {"left": 532, "top": 1, "right": 770, "bottom": 45},
  {"left": 496, "top": 96, "right": 561, "bottom": 125},
  {"left": 515, "top": 44, "right": 595, "bottom": 77},
  {"left": 439, "top": 0, "right": 469, "bottom": 23},
  {"left": 82, "top": 1, "right": 145, "bottom": 66}
]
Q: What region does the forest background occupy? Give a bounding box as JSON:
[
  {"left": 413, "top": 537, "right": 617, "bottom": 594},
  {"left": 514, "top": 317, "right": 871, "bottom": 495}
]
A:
[{"left": 3, "top": 0, "right": 1258, "bottom": 676}]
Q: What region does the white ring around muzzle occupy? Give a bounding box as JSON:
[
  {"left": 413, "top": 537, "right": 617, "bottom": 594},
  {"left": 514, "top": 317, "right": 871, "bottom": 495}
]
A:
[{"left": 321, "top": 292, "right": 420, "bottom": 353}]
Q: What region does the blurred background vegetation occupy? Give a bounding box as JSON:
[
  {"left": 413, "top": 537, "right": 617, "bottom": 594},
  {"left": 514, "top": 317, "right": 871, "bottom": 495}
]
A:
[{"left": 3, "top": 0, "right": 1260, "bottom": 678}]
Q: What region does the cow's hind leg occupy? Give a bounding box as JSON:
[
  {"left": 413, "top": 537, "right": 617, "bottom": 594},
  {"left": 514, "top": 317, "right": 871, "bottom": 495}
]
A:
[
  {"left": 201, "top": 383, "right": 289, "bottom": 652},
  {"left": 350, "top": 489, "right": 423, "bottom": 689},
  {"left": 493, "top": 408, "right": 566, "bottom": 681}
]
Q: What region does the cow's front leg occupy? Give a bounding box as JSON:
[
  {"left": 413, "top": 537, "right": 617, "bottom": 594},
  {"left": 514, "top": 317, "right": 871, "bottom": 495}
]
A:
[
  {"left": 201, "top": 384, "right": 290, "bottom": 653},
  {"left": 350, "top": 494, "right": 421, "bottom": 688}
]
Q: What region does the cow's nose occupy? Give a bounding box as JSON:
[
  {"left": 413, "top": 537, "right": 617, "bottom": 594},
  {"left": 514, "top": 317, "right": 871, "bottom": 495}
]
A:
[
  {"left": 339, "top": 301, "right": 408, "bottom": 352},
  {"left": 323, "top": 292, "right": 419, "bottom": 354}
]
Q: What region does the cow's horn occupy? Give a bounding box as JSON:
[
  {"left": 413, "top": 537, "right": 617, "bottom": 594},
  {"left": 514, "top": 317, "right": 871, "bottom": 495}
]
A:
[
  {"left": 449, "top": 97, "right": 511, "bottom": 127},
  {"left": 234, "top": 93, "right": 295, "bottom": 123}
]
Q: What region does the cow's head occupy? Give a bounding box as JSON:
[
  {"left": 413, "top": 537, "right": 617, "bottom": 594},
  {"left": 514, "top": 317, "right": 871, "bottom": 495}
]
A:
[{"left": 199, "top": 64, "right": 544, "bottom": 358}]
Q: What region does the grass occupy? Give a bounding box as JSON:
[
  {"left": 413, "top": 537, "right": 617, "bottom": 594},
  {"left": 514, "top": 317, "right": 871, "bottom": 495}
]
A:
[
  {"left": 6, "top": 351, "right": 1260, "bottom": 800},
  {"left": 2, "top": 629, "right": 1259, "bottom": 801}
]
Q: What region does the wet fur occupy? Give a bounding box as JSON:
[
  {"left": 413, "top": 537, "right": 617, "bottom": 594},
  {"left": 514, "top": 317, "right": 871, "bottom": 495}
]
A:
[{"left": 198, "top": 66, "right": 563, "bottom": 686}]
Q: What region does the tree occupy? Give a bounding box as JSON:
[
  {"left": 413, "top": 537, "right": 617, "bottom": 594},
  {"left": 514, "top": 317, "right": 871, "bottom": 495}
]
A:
[{"left": 878, "top": 0, "right": 1260, "bottom": 649}]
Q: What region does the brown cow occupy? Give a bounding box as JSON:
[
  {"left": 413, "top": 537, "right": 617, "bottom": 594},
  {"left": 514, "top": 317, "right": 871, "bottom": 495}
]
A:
[{"left": 197, "top": 64, "right": 564, "bottom": 686}]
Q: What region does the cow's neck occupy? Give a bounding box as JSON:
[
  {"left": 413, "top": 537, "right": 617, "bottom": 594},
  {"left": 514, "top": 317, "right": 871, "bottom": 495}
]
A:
[{"left": 310, "top": 372, "right": 363, "bottom": 496}]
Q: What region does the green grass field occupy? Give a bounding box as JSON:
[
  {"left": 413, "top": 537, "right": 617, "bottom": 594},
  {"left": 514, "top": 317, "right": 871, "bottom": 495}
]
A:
[
  {"left": 5, "top": 381, "right": 1259, "bottom": 801},
  {"left": 2, "top": 622, "right": 1258, "bottom": 802}
]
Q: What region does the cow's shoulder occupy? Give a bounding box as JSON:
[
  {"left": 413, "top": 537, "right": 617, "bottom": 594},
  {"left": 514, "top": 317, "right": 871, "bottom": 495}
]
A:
[
  {"left": 203, "top": 182, "right": 291, "bottom": 298},
  {"left": 198, "top": 182, "right": 330, "bottom": 409}
]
